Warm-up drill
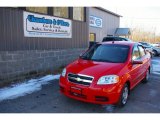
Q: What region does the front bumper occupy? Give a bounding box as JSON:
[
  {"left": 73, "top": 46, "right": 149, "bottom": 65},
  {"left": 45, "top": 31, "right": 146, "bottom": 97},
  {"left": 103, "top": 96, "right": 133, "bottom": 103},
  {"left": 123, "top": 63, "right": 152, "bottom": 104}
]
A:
[{"left": 59, "top": 76, "right": 122, "bottom": 105}]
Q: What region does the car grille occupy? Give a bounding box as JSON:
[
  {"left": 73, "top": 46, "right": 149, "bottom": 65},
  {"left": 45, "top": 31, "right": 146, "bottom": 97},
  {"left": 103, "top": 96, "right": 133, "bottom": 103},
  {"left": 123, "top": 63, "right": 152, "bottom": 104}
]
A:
[{"left": 68, "top": 73, "right": 94, "bottom": 86}]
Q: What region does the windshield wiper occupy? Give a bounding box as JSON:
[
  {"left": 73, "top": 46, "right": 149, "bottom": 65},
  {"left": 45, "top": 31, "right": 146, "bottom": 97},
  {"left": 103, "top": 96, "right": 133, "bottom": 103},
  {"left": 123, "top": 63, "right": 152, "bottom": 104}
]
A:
[{"left": 91, "top": 59, "right": 116, "bottom": 63}]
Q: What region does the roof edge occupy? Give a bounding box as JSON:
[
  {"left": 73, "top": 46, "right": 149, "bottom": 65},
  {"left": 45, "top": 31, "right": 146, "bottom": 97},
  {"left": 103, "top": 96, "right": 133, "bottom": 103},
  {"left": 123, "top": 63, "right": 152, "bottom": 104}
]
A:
[{"left": 94, "top": 7, "right": 122, "bottom": 17}]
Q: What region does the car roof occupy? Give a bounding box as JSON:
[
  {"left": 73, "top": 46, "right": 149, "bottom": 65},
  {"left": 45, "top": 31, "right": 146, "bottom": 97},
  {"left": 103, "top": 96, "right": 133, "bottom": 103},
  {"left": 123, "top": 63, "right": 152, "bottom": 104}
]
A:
[{"left": 98, "top": 41, "right": 137, "bottom": 47}]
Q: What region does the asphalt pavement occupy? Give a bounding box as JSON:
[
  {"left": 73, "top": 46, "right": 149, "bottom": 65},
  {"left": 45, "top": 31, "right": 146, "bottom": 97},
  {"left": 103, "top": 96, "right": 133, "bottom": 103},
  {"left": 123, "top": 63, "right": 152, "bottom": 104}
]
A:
[{"left": 0, "top": 57, "right": 160, "bottom": 113}]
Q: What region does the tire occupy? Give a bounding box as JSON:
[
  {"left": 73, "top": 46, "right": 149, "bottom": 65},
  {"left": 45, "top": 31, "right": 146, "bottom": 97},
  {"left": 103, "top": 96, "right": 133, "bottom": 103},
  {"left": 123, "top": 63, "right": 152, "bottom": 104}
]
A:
[
  {"left": 153, "top": 50, "right": 158, "bottom": 56},
  {"left": 150, "top": 52, "right": 153, "bottom": 58},
  {"left": 142, "top": 69, "right": 150, "bottom": 83},
  {"left": 118, "top": 84, "right": 129, "bottom": 107}
]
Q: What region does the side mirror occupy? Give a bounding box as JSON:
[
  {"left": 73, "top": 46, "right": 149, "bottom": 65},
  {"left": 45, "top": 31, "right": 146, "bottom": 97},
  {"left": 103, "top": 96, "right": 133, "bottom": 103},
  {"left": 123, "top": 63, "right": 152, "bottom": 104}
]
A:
[{"left": 132, "top": 60, "right": 143, "bottom": 64}]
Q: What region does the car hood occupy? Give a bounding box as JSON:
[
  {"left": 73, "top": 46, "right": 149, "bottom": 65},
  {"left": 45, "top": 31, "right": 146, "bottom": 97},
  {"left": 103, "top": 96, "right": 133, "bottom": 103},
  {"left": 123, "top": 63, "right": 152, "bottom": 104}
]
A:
[{"left": 66, "top": 58, "right": 126, "bottom": 78}]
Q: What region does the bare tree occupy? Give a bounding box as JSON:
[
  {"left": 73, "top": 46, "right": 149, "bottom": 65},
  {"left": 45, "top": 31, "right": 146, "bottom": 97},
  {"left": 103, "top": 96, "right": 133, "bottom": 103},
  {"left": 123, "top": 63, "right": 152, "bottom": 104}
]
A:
[{"left": 130, "top": 27, "right": 160, "bottom": 43}]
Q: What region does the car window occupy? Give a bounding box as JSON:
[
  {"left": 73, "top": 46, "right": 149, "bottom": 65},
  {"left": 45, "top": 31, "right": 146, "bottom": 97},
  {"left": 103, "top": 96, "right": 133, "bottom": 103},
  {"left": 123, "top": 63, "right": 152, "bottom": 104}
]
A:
[
  {"left": 115, "top": 38, "right": 121, "bottom": 41},
  {"left": 138, "top": 46, "right": 146, "bottom": 57},
  {"left": 121, "top": 38, "right": 127, "bottom": 41},
  {"left": 80, "top": 44, "right": 129, "bottom": 63},
  {"left": 132, "top": 46, "right": 140, "bottom": 60},
  {"left": 102, "top": 37, "right": 121, "bottom": 42},
  {"left": 103, "top": 37, "right": 115, "bottom": 42},
  {"left": 102, "top": 37, "right": 130, "bottom": 42},
  {"left": 124, "top": 38, "right": 132, "bottom": 42}
]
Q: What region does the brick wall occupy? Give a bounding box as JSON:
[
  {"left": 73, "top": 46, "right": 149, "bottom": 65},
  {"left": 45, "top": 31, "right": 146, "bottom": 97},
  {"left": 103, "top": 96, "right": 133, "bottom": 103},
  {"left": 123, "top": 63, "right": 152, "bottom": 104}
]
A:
[{"left": 0, "top": 48, "right": 86, "bottom": 86}]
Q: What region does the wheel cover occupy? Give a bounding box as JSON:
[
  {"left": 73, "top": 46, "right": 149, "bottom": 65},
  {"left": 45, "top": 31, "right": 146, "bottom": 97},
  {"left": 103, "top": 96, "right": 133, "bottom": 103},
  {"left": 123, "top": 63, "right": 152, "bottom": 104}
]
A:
[
  {"left": 146, "top": 70, "right": 149, "bottom": 81},
  {"left": 153, "top": 50, "right": 157, "bottom": 56},
  {"left": 122, "top": 86, "right": 128, "bottom": 105},
  {"left": 153, "top": 51, "right": 155, "bottom": 55}
]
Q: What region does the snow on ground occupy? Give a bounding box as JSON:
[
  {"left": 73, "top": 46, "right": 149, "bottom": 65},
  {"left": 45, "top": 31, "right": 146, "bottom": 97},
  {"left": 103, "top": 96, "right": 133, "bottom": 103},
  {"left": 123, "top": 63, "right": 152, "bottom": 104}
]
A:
[
  {"left": 0, "top": 74, "right": 60, "bottom": 102},
  {"left": 151, "top": 59, "right": 160, "bottom": 75}
]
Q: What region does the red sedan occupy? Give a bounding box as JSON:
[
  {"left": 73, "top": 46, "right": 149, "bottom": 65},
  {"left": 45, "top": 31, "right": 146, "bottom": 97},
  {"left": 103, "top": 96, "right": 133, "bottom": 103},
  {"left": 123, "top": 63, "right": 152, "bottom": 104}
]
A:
[{"left": 59, "top": 41, "right": 151, "bottom": 107}]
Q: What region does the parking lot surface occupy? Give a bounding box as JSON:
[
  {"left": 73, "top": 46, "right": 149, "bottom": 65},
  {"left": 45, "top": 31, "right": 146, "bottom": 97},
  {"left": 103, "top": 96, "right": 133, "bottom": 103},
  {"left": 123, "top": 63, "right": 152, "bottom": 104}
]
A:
[{"left": 0, "top": 57, "right": 160, "bottom": 113}]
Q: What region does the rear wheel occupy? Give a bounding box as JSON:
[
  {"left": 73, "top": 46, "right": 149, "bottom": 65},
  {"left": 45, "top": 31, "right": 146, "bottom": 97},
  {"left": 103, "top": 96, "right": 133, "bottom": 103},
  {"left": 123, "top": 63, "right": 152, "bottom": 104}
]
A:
[
  {"left": 118, "top": 84, "right": 129, "bottom": 107},
  {"left": 142, "top": 69, "right": 150, "bottom": 83}
]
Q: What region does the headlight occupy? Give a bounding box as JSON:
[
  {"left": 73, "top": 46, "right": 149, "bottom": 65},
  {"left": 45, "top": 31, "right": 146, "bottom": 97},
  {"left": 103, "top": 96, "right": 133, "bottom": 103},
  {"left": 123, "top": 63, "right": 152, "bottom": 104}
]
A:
[
  {"left": 61, "top": 68, "right": 66, "bottom": 77},
  {"left": 97, "top": 75, "right": 119, "bottom": 85}
]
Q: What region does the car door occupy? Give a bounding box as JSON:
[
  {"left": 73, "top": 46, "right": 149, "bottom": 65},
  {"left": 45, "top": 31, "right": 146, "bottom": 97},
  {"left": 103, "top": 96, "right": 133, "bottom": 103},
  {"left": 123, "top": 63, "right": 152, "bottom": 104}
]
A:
[
  {"left": 129, "top": 45, "right": 142, "bottom": 88},
  {"left": 137, "top": 45, "right": 150, "bottom": 81}
]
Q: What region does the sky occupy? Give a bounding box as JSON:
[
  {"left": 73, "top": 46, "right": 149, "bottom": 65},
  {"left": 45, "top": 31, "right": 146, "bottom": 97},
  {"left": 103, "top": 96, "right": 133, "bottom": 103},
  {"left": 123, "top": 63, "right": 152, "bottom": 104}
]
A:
[{"left": 104, "top": 6, "right": 160, "bottom": 35}]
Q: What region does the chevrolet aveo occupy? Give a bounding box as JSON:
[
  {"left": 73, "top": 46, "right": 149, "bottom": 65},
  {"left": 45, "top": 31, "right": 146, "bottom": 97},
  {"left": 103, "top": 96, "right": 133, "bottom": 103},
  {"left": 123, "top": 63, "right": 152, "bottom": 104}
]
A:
[{"left": 59, "top": 41, "right": 151, "bottom": 107}]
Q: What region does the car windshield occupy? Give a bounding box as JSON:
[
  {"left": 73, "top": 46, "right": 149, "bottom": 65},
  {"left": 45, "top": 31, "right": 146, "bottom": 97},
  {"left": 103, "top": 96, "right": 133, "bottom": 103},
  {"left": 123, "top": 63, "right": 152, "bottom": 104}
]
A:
[{"left": 80, "top": 44, "right": 129, "bottom": 63}]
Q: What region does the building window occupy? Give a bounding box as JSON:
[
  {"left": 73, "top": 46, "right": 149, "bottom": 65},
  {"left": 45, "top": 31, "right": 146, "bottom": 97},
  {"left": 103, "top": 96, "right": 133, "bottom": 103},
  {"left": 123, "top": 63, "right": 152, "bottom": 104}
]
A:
[
  {"left": 53, "top": 7, "right": 69, "bottom": 18},
  {"left": 73, "top": 7, "right": 84, "bottom": 21},
  {"left": 26, "top": 7, "right": 48, "bottom": 14}
]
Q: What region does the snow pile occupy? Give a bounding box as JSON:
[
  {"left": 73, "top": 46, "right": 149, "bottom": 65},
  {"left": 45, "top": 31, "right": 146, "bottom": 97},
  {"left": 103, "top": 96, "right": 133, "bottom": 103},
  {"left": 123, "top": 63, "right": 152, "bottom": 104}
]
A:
[{"left": 0, "top": 74, "right": 60, "bottom": 102}]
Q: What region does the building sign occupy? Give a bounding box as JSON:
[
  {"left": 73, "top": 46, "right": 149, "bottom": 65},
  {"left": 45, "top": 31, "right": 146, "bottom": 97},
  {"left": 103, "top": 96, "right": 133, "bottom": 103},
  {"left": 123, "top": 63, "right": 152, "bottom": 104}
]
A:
[
  {"left": 89, "top": 15, "right": 102, "bottom": 28},
  {"left": 23, "top": 11, "right": 72, "bottom": 38}
]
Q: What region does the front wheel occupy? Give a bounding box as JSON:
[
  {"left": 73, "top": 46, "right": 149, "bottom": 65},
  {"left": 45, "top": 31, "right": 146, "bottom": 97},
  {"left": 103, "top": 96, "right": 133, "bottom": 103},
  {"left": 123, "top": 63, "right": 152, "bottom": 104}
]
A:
[
  {"left": 142, "top": 69, "right": 150, "bottom": 83},
  {"left": 153, "top": 50, "right": 158, "bottom": 56},
  {"left": 118, "top": 84, "right": 129, "bottom": 107}
]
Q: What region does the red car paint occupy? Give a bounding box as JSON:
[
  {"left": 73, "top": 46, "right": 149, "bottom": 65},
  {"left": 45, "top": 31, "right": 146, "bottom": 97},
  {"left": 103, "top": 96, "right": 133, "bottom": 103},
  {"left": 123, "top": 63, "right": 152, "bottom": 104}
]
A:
[{"left": 59, "top": 41, "right": 151, "bottom": 105}]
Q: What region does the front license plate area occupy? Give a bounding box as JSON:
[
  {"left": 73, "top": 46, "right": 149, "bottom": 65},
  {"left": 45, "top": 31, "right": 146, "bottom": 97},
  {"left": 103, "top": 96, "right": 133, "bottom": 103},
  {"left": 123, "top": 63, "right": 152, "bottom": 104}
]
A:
[{"left": 70, "top": 86, "right": 82, "bottom": 95}]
